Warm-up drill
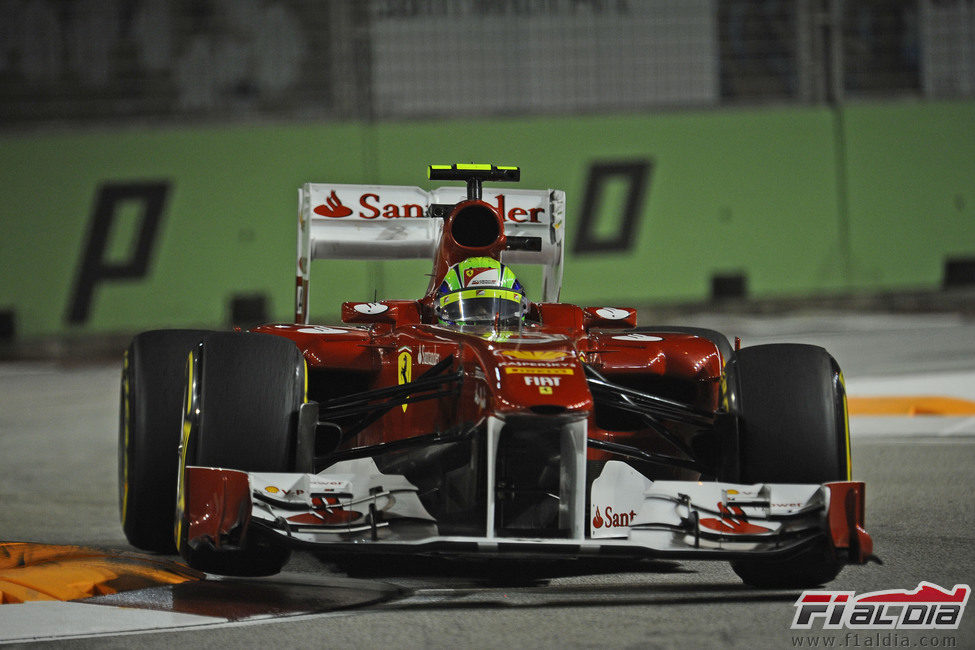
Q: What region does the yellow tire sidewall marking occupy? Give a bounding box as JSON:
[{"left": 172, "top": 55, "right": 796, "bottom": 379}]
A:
[
  {"left": 120, "top": 350, "right": 130, "bottom": 524},
  {"left": 175, "top": 350, "right": 194, "bottom": 550},
  {"left": 839, "top": 370, "right": 852, "bottom": 481}
]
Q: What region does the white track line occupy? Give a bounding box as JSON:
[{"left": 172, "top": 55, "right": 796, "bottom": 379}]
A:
[{"left": 0, "top": 601, "right": 224, "bottom": 644}]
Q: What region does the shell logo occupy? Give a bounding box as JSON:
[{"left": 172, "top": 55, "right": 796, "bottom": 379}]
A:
[{"left": 499, "top": 350, "right": 568, "bottom": 361}]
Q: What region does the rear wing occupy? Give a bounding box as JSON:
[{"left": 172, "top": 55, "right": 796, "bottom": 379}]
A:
[{"left": 296, "top": 183, "right": 565, "bottom": 323}]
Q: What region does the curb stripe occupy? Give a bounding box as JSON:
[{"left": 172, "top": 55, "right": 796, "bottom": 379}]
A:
[
  {"left": 0, "top": 543, "right": 202, "bottom": 604},
  {"left": 848, "top": 396, "right": 975, "bottom": 417}
]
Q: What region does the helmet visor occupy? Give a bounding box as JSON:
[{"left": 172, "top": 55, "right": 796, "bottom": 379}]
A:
[{"left": 437, "top": 288, "right": 526, "bottom": 326}]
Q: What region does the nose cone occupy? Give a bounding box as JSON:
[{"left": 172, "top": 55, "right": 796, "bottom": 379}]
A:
[{"left": 489, "top": 348, "right": 593, "bottom": 415}]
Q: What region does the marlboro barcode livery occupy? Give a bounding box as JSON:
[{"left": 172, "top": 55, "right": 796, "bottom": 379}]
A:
[{"left": 119, "top": 163, "right": 875, "bottom": 587}]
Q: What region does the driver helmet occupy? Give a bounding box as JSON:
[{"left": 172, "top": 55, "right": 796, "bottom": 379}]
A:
[{"left": 435, "top": 257, "right": 527, "bottom": 327}]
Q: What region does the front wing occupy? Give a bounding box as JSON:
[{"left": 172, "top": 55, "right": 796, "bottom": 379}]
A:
[{"left": 181, "top": 458, "right": 872, "bottom": 564}]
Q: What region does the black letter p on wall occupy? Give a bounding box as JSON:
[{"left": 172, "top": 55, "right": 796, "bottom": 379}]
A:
[
  {"left": 573, "top": 160, "right": 652, "bottom": 255},
  {"left": 66, "top": 182, "right": 169, "bottom": 325}
]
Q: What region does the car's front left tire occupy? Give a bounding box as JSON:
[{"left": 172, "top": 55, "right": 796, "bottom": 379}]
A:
[{"left": 723, "top": 343, "right": 850, "bottom": 588}]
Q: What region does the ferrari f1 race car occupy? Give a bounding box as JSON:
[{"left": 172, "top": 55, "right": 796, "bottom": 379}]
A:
[{"left": 119, "top": 163, "right": 873, "bottom": 587}]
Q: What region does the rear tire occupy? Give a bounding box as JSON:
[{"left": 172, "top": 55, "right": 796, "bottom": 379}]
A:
[
  {"left": 177, "top": 332, "right": 305, "bottom": 576},
  {"left": 119, "top": 329, "right": 210, "bottom": 553},
  {"left": 724, "top": 343, "right": 850, "bottom": 587}
]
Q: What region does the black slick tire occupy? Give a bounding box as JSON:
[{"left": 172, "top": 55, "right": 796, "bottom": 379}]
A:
[
  {"left": 724, "top": 343, "right": 850, "bottom": 588},
  {"left": 177, "top": 332, "right": 304, "bottom": 576},
  {"left": 119, "top": 329, "right": 210, "bottom": 553}
]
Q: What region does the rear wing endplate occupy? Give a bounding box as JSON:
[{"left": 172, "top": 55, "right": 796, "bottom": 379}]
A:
[{"left": 296, "top": 184, "right": 565, "bottom": 323}]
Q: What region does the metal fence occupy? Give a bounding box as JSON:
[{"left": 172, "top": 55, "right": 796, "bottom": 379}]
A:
[{"left": 1, "top": 0, "right": 972, "bottom": 127}]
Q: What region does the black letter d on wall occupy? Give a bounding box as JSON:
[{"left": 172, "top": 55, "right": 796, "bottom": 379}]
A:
[{"left": 66, "top": 182, "right": 169, "bottom": 325}]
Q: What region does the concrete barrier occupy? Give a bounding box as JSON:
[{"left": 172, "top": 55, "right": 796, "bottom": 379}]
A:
[{"left": 1, "top": 102, "right": 972, "bottom": 339}]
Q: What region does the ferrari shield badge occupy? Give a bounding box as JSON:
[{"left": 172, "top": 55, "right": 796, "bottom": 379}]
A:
[{"left": 398, "top": 348, "right": 412, "bottom": 412}]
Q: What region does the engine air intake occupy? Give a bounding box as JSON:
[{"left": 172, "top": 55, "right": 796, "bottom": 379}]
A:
[{"left": 448, "top": 201, "right": 502, "bottom": 249}]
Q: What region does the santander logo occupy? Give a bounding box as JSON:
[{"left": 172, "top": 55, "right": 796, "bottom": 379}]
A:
[
  {"left": 313, "top": 190, "right": 353, "bottom": 218},
  {"left": 592, "top": 505, "right": 637, "bottom": 529},
  {"left": 312, "top": 191, "right": 545, "bottom": 223}
]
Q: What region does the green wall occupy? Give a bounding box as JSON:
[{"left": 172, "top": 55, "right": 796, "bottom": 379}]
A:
[
  {"left": 1, "top": 101, "right": 972, "bottom": 339},
  {"left": 843, "top": 102, "right": 975, "bottom": 288}
]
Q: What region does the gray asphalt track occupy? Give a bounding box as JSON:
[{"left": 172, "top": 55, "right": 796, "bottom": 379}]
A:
[{"left": 2, "top": 312, "right": 974, "bottom": 648}]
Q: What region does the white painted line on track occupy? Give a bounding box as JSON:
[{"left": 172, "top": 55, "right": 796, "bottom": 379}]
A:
[
  {"left": 851, "top": 415, "right": 975, "bottom": 437},
  {"left": 0, "top": 601, "right": 223, "bottom": 644},
  {"left": 851, "top": 413, "right": 975, "bottom": 437},
  {"left": 860, "top": 435, "right": 975, "bottom": 444},
  {"left": 0, "top": 597, "right": 399, "bottom": 644},
  {"left": 846, "top": 371, "right": 975, "bottom": 402}
]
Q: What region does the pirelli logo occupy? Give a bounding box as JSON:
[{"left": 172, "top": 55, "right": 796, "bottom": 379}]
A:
[{"left": 504, "top": 367, "right": 574, "bottom": 375}]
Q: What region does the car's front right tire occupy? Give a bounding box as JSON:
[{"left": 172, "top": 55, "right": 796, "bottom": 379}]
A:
[
  {"left": 176, "top": 332, "right": 304, "bottom": 576},
  {"left": 119, "top": 329, "right": 210, "bottom": 553}
]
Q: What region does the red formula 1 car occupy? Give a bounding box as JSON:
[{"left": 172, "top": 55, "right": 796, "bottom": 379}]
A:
[{"left": 118, "top": 164, "right": 872, "bottom": 587}]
